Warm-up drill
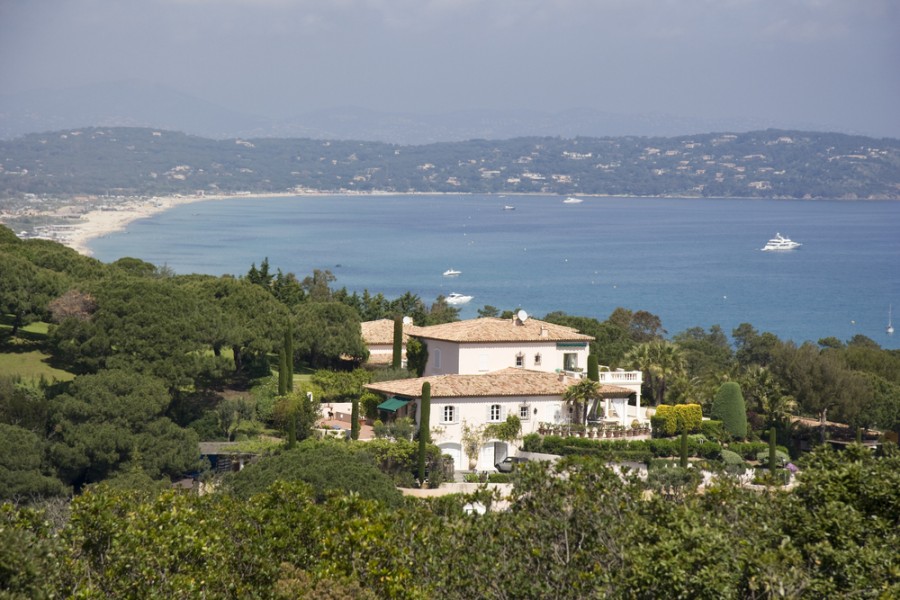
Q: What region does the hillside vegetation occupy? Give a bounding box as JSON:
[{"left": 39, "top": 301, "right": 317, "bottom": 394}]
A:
[{"left": 2, "top": 127, "right": 898, "bottom": 199}]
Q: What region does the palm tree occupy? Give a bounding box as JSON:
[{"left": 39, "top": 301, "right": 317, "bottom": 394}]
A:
[
  {"left": 625, "top": 340, "right": 686, "bottom": 405},
  {"left": 563, "top": 379, "right": 600, "bottom": 426}
]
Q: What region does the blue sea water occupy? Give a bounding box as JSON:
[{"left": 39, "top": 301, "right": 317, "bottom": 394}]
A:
[{"left": 88, "top": 195, "right": 900, "bottom": 349}]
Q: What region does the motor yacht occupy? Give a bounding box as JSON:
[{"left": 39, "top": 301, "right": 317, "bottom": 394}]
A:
[
  {"left": 443, "top": 269, "right": 461, "bottom": 277},
  {"left": 445, "top": 292, "right": 473, "bottom": 305},
  {"left": 762, "top": 233, "right": 801, "bottom": 251}
]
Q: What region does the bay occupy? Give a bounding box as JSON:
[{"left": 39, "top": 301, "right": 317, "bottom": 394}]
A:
[{"left": 88, "top": 195, "right": 900, "bottom": 349}]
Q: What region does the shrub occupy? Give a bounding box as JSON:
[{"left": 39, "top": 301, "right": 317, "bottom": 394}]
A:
[
  {"left": 720, "top": 449, "right": 745, "bottom": 465},
  {"left": 756, "top": 449, "right": 790, "bottom": 467},
  {"left": 700, "top": 419, "right": 726, "bottom": 442},
  {"left": 521, "top": 433, "right": 542, "bottom": 452},
  {"left": 711, "top": 382, "right": 748, "bottom": 439}
]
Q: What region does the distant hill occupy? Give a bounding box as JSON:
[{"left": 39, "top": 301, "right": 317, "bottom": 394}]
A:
[
  {"left": 1, "top": 81, "right": 834, "bottom": 144},
  {"left": 1, "top": 127, "right": 898, "bottom": 200}
]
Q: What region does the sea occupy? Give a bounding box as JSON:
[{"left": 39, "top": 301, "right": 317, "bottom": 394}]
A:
[{"left": 87, "top": 194, "right": 900, "bottom": 350}]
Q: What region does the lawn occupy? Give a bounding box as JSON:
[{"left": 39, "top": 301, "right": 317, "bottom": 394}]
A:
[{"left": 0, "top": 316, "right": 76, "bottom": 382}]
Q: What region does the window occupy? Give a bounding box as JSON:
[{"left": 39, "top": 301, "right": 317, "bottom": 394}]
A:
[
  {"left": 519, "top": 405, "right": 530, "bottom": 420},
  {"left": 515, "top": 352, "right": 524, "bottom": 368},
  {"left": 564, "top": 352, "right": 578, "bottom": 371},
  {"left": 489, "top": 404, "right": 502, "bottom": 422},
  {"left": 534, "top": 353, "right": 542, "bottom": 366},
  {"left": 442, "top": 405, "right": 457, "bottom": 423}
]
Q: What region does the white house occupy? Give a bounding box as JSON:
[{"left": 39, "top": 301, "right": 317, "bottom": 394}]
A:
[
  {"left": 415, "top": 315, "right": 593, "bottom": 376},
  {"left": 363, "top": 315, "right": 646, "bottom": 471},
  {"left": 364, "top": 368, "right": 638, "bottom": 471}
]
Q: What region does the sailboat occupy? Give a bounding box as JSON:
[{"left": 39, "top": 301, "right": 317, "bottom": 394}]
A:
[{"left": 888, "top": 305, "right": 895, "bottom": 335}]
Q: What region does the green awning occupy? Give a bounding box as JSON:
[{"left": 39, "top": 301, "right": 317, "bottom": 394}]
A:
[{"left": 377, "top": 397, "right": 410, "bottom": 413}]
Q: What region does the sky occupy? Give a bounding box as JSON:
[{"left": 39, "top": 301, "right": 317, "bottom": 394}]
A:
[{"left": 1, "top": 0, "right": 899, "bottom": 137}]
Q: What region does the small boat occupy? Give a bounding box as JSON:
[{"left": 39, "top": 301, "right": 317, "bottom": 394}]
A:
[
  {"left": 888, "top": 305, "right": 895, "bottom": 335},
  {"left": 443, "top": 269, "right": 461, "bottom": 277},
  {"left": 446, "top": 292, "right": 473, "bottom": 305},
  {"left": 563, "top": 197, "right": 583, "bottom": 204},
  {"left": 761, "top": 233, "right": 801, "bottom": 251},
  {"left": 503, "top": 205, "right": 516, "bottom": 210}
]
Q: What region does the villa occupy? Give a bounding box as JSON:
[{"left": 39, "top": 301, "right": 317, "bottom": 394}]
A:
[{"left": 363, "top": 314, "right": 645, "bottom": 471}]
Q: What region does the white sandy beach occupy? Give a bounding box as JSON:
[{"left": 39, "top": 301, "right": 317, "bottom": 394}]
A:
[{"left": 65, "top": 192, "right": 298, "bottom": 256}]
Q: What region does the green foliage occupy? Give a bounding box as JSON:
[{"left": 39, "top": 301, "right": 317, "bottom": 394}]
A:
[
  {"left": 484, "top": 414, "right": 522, "bottom": 444},
  {"left": 224, "top": 440, "right": 403, "bottom": 506},
  {"left": 47, "top": 370, "right": 199, "bottom": 490},
  {"left": 719, "top": 449, "right": 745, "bottom": 466},
  {"left": 3, "top": 446, "right": 900, "bottom": 598},
  {"left": 700, "top": 419, "right": 726, "bottom": 442},
  {"left": 392, "top": 316, "right": 403, "bottom": 370},
  {"left": 405, "top": 337, "right": 427, "bottom": 376},
  {"left": 0, "top": 423, "right": 67, "bottom": 500},
  {"left": 293, "top": 302, "right": 367, "bottom": 368},
  {"left": 350, "top": 397, "right": 360, "bottom": 441},
  {"left": 711, "top": 381, "right": 748, "bottom": 439},
  {"left": 418, "top": 382, "right": 431, "bottom": 482},
  {"left": 652, "top": 403, "right": 702, "bottom": 436},
  {"left": 372, "top": 417, "right": 415, "bottom": 441}
]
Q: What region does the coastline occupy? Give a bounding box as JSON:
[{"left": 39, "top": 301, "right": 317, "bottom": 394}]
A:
[{"left": 64, "top": 192, "right": 298, "bottom": 256}]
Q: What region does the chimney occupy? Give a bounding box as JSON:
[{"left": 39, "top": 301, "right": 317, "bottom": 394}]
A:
[{"left": 540, "top": 325, "right": 548, "bottom": 338}]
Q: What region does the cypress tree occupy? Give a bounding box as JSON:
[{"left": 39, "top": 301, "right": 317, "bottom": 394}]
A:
[
  {"left": 711, "top": 382, "right": 748, "bottom": 439},
  {"left": 587, "top": 354, "right": 599, "bottom": 382},
  {"left": 351, "top": 397, "right": 360, "bottom": 441},
  {"left": 287, "top": 409, "right": 297, "bottom": 450},
  {"left": 392, "top": 316, "right": 403, "bottom": 370},
  {"left": 417, "top": 382, "right": 431, "bottom": 484},
  {"left": 285, "top": 326, "right": 294, "bottom": 392},
  {"left": 278, "top": 349, "right": 287, "bottom": 396},
  {"left": 680, "top": 426, "right": 689, "bottom": 469},
  {"left": 768, "top": 427, "right": 777, "bottom": 472}
]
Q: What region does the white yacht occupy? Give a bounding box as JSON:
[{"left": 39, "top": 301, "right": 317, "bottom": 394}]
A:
[
  {"left": 563, "top": 197, "right": 583, "bottom": 204},
  {"left": 762, "top": 233, "right": 801, "bottom": 251},
  {"left": 445, "top": 292, "right": 473, "bottom": 305},
  {"left": 443, "top": 268, "right": 461, "bottom": 277}
]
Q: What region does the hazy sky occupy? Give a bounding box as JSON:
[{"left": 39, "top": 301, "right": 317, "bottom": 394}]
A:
[{"left": 2, "top": 0, "right": 898, "bottom": 136}]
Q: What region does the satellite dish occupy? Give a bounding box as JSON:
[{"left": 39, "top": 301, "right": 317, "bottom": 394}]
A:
[
  {"left": 517, "top": 309, "right": 529, "bottom": 323},
  {"left": 402, "top": 316, "right": 413, "bottom": 325}
]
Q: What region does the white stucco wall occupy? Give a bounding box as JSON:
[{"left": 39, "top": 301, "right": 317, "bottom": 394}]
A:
[
  {"left": 422, "top": 339, "right": 589, "bottom": 376},
  {"left": 427, "top": 395, "right": 567, "bottom": 469}
]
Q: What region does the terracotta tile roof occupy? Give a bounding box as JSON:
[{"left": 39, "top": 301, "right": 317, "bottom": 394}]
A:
[
  {"left": 361, "top": 319, "right": 423, "bottom": 345},
  {"left": 364, "top": 368, "right": 632, "bottom": 399},
  {"left": 411, "top": 317, "right": 594, "bottom": 344}
]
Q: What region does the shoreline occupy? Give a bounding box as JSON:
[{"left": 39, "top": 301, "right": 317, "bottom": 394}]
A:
[
  {"left": 63, "top": 192, "right": 299, "bottom": 256},
  {"left": 59, "top": 190, "right": 492, "bottom": 256}
]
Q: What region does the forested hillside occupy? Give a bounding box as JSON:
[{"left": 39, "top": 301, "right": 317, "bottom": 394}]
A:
[{"left": 2, "top": 127, "right": 898, "bottom": 199}]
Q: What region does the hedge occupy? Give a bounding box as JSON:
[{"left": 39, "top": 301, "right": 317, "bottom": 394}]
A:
[{"left": 652, "top": 404, "right": 702, "bottom": 437}]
